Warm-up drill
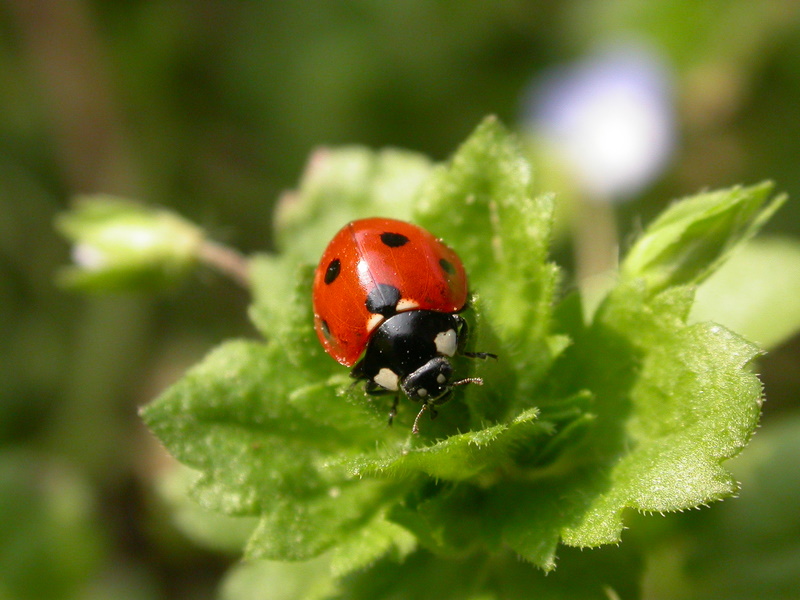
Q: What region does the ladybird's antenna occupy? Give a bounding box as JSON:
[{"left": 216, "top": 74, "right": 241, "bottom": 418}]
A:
[
  {"left": 412, "top": 379, "right": 483, "bottom": 434},
  {"left": 452, "top": 377, "right": 484, "bottom": 387},
  {"left": 412, "top": 403, "right": 429, "bottom": 435},
  {"left": 463, "top": 352, "right": 497, "bottom": 360}
]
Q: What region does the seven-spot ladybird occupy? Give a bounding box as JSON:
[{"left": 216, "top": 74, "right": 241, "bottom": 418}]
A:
[{"left": 313, "top": 217, "right": 494, "bottom": 433}]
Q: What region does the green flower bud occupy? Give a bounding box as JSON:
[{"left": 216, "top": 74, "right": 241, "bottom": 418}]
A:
[{"left": 56, "top": 196, "right": 205, "bottom": 292}]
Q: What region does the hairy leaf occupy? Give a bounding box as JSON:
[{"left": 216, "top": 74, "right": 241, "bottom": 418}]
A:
[
  {"left": 345, "top": 408, "right": 545, "bottom": 482},
  {"left": 416, "top": 118, "right": 563, "bottom": 397}
]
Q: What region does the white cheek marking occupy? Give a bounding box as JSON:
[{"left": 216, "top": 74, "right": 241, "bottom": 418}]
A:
[
  {"left": 396, "top": 298, "right": 419, "bottom": 312},
  {"left": 417, "top": 388, "right": 428, "bottom": 398},
  {"left": 374, "top": 368, "right": 400, "bottom": 391},
  {"left": 436, "top": 373, "right": 446, "bottom": 384},
  {"left": 434, "top": 329, "right": 457, "bottom": 357},
  {"left": 366, "top": 313, "right": 384, "bottom": 334}
]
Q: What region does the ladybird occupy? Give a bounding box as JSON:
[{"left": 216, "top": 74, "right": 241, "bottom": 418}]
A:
[{"left": 313, "top": 217, "right": 494, "bottom": 433}]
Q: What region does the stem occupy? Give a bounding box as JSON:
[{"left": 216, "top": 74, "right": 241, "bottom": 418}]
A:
[
  {"left": 574, "top": 196, "right": 619, "bottom": 283},
  {"left": 198, "top": 240, "right": 252, "bottom": 289},
  {"left": 574, "top": 196, "right": 620, "bottom": 318}
]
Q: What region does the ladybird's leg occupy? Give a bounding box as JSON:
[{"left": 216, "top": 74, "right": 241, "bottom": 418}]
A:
[
  {"left": 360, "top": 380, "right": 400, "bottom": 426},
  {"left": 387, "top": 394, "right": 399, "bottom": 426},
  {"left": 347, "top": 364, "right": 376, "bottom": 392},
  {"left": 363, "top": 380, "right": 383, "bottom": 394},
  {"left": 350, "top": 359, "right": 367, "bottom": 381},
  {"left": 454, "top": 314, "right": 470, "bottom": 353},
  {"left": 454, "top": 315, "right": 498, "bottom": 360},
  {"left": 347, "top": 370, "right": 369, "bottom": 396},
  {"left": 425, "top": 390, "right": 453, "bottom": 422},
  {"left": 351, "top": 358, "right": 403, "bottom": 426}
]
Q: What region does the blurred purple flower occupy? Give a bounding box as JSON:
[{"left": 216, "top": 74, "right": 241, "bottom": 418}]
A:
[{"left": 524, "top": 44, "right": 676, "bottom": 201}]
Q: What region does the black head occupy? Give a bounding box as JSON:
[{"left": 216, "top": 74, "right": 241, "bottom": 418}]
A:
[
  {"left": 400, "top": 356, "right": 454, "bottom": 402},
  {"left": 351, "top": 309, "right": 491, "bottom": 433}
]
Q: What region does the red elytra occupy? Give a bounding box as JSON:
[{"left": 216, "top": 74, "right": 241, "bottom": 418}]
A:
[{"left": 312, "top": 217, "right": 468, "bottom": 366}]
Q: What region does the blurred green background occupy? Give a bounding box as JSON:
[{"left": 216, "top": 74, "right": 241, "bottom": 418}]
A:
[{"left": 1, "top": 1, "right": 799, "bottom": 599}]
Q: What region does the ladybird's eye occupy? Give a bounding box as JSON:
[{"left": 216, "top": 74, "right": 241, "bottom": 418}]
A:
[
  {"left": 439, "top": 258, "right": 456, "bottom": 276},
  {"left": 380, "top": 232, "right": 409, "bottom": 248},
  {"left": 324, "top": 258, "right": 341, "bottom": 284}
]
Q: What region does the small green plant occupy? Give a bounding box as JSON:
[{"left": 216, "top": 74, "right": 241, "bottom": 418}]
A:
[{"left": 59, "top": 118, "right": 786, "bottom": 599}]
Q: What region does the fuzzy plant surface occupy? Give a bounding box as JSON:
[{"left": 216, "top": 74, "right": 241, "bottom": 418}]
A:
[{"left": 64, "top": 118, "right": 785, "bottom": 599}]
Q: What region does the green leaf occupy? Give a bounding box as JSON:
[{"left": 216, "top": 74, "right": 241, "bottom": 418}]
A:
[
  {"left": 157, "top": 465, "right": 257, "bottom": 553},
  {"left": 247, "top": 263, "right": 337, "bottom": 373},
  {"left": 415, "top": 116, "right": 565, "bottom": 417},
  {"left": 621, "top": 182, "right": 785, "bottom": 294},
  {"left": 499, "top": 282, "right": 762, "bottom": 569},
  {"left": 247, "top": 253, "right": 306, "bottom": 342},
  {"left": 221, "top": 556, "right": 339, "bottom": 600},
  {"left": 327, "top": 514, "right": 417, "bottom": 578},
  {"left": 273, "top": 147, "right": 432, "bottom": 261},
  {"left": 140, "top": 337, "right": 395, "bottom": 560},
  {"left": 244, "top": 479, "right": 399, "bottom": 561},
  {"left": 691, "top": 237, "right": 800, "bottom": 349},
  {"left": 345, "top": 408, "right": 545, "bottom": 482}
]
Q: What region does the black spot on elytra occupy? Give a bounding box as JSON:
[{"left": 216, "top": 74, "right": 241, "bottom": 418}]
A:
[
  {"left": 366, "top": 283, "right": 401, "bottom": 316},
  {"left": 380, "top": 232, "right": 409, "bottom": 248},
  {"left": 324, "top": 258, "right": 341, "bottom": 284},
  {"left": 439, "top": 258, "right": 456, "bottom": 276}
]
